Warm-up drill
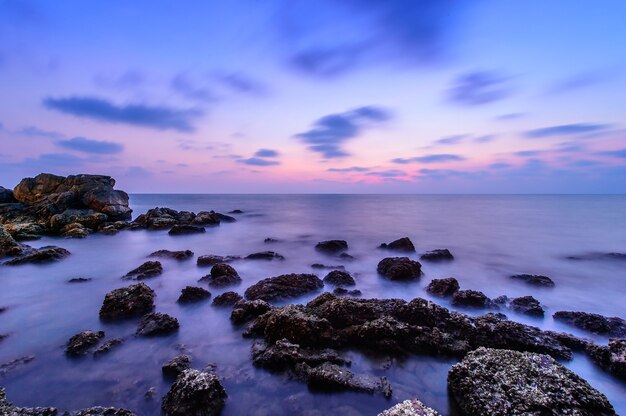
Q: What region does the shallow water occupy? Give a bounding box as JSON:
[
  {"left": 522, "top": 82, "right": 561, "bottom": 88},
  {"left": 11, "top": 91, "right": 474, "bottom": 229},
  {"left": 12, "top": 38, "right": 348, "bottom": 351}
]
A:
[{"left": 1, "top": 194, "right": 625, "bottom": 415}]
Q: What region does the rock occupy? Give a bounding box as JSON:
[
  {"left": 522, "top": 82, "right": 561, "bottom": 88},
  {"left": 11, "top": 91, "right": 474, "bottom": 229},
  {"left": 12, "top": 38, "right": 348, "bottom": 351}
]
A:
[
  {"left": 230, "top": 299, "right": 272, "bottom": 324},
  {"left": 0, "top": 387, "right": 56, "bottom": 416},
  {"left": 4, "top": 245, "right": 70, "bottom": 265},
  {"left": 161, "top": 369, "right": 227, "bottom": 416},
  {"left": 178, "top": 286, "right": 211, "bottom": 303},
  {"left": 553, "top": 311, "right": 626, "bottom": 337},
  {"left": 200, "top": 263, "right": 241, "bottom": 287},
  {"left": 197, "top": 254, "right": 240, "bottom": 266},
  {"left": 145, "top": 387, "right": 157, "bottom": 400},
  {"left": 0, "top": 186, "right": 15, "bottom": 203},
  {"left": 68, "top": 277, "right": 92, "bottom": 283},
  {"left": 93, "top": 338, "right": 124, "bottom": 356},
  {"left": 4, "top": 222, "right": 46, "bottom": 241},
  {"left": 509, "top": 295, "right": 544, "bottom": 316},
  {"left": 379, "top": 237, "right": 416, "bottom": 252},
  {"left": 244, "top": 251, "right": 285, "bottom": 260},
  {"left": 168, "top": 224, "right": 206, "bottom": 235},
  {"left": 50, "top": 208, "right": 107, "bottom": 230},
  {"left": 0, "top": 224, "right": 25, "bottom": 257},
  {"left": 149, "top": 249, "right": 194, "bottom": 260},
  {"left": 191, "top": 211, "right": 221, "bottom": 225},
  {"left": 71, "top": 406, "right": 135, "bottom": 415},
  {"left": 212, "top": 292, "right": 243, "bottom": 306},
  {"left": 567, "top": 252, "right": 626, "bottom": 261},
  {"left": 244, "top": 273, "right": 324, "bottom": 302},
  {"left": 510, "top": 273, "right": 555, "bottom": 287},
  {"left": 295, "top": 362, "right": 392, "bottom": 398},
  {"left": 586, "top": 339, "right": 626, "bottom": 380},
  {"left": 378, "top": 399, "right": 440, "bottom": 416},
  {"left": 339, "top": 252, "right": 355, "bottom": 260},
  {"left": 0, "top": 355, "right": 35, "bottom": 377},
  {"left": 332, "top": 288, "right": 362, "bottom": 297},
  {"left": 216, "top": 212, "right": 236, "bottom": 223},
  {"left": 420, "top": 249, "right": 453, "bottom": 261},
  {"left": 66, "top": 330, "right": 105, "bottom": 356},
  {"left": 251, "top": 339, "right": 349, "bottom": 369},
  {"left": 99, "top": 283, "right": 155, "bottom": 320},
  {"left": 60, "top": 222, "right": 90, "bottom": 238},
  {"left": 132, "top": 207, "right": 180, "bottom": 229},
  {"left": 448, "top": 347, "right": 616, "bottom": 416},
  {"left": 426, "top": 277, "right": 459, "bottom": 297},
  {"left": 452, "top": 290, "right": 495, "bottom": 309},
  {"left": 136, "top": 312, "right": 179, "bottom": 336},
  {"left": 124, "top": 261, "right": 163, "bottom": 280},
  {"left": 323, "top": 270, "right": 355, "bottom": 286},
  {"left": 228, "top": 209, "right": 243, "bottom": 214},
  {"left": 311, "top": 263, "right": 345, "bottom": 270},
  {"left": 315, "top": 240, "right": 348, "bottom": 253},
  {"left": 162, "top": 355, "right": 192, "bottom": 378},
  {"left": 264, "top": 237, "right": 279, "bottom": 243},
  {"left": 377, "top": 257, "right": 422, "bottom": 280}
]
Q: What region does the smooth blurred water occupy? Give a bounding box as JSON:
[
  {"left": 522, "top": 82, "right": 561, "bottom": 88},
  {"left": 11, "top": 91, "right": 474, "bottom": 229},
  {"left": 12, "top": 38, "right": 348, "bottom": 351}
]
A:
[{"left": 1, "top": 194, "right": 625, "bottom": 415}]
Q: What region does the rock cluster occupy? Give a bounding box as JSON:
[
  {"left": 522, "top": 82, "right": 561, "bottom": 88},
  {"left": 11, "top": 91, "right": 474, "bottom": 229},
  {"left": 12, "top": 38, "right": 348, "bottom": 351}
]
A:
[
  {"left": 510, "top": 273, "right": 555, "bottom": 287},
  {"left": 420, "top": 249, "right": 453, "bottom": 261},
  {"left": 315, "top": 240, "right": 348, "bottom": 253}
]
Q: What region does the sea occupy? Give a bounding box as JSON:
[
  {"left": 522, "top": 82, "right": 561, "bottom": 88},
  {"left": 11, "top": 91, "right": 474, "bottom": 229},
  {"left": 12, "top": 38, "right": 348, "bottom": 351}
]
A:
[{"left": 1, "top": 194, "right": 625, "bottom": 415}]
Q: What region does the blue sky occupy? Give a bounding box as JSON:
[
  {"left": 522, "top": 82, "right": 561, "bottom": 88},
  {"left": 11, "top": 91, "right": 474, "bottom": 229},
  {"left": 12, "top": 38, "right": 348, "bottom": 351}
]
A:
[{"left": 1, "top": 0, "right": 625, "bottom": 193}]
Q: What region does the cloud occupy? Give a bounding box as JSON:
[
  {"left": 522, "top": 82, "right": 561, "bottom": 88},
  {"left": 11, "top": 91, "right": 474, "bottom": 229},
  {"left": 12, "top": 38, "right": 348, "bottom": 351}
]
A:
[
  {"left": 524, "top": 123, "right": 611, "bottom": 138},
  {"left": 547, "top": 68, "right": 620, "bottom": 95},
  {"left": 94, "top": 70, "right": 145, "bottom": 89},
  {"left": 125, "top": 166, "right": 152, "bottom": 177},
  {"left": 290, "top": 45, "right": 367, "bottom": 78},
  {"left": 494, "top": 113, "right": 527, "bottom": 121},
  {"left": 474, "top": 134, "right": 497, "bottom": 143},
  {"left": 43, "top": 96, "right": 203, "bottom": 132},
  {"left": 214, "top": 73, "right": 268, "bottom": 96},
  {"left": 392, "top": 154, "right": 465, "bottom": 164},
  {"left": 16, "top": 126, "right": 65, "bottom": 139},
  {"left": 171, "top": 74, "right": 217, "bottom": 103},
  {"left": 433, "top": 134, "right": 467, "bottom": 146},
  {"left": 56, "top": 137, "right": 124, "bottom": 154},
  {"left": 254, "top": 149, "right": 280, "bottom": 158},
  {"left": 327, "top": 166, "right": 370, "bottom": 172},
  {"left": 294, "top": 106, "right": 391, "bottom": 158},
  {"left": 490, "top": 162, "right": 512, "bottom": 169},
  {"left": 448, "top": 71, "right": 513, "bottom": 106},
  {"left": 237, "top": 157, "right": 280, "bottom": 166},
  {"left": 366, "top": 169, "right": 406, "bottom": 177},
  {"left": 514, "top": 150, "right": 545, "bottom": 157},
  {"left": 597, "top": 149, "right": 626, "bottom": 159}
]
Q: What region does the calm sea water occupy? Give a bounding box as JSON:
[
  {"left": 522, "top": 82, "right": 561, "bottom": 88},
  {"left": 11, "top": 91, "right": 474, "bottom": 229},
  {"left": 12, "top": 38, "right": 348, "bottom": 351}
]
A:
[{"left": 1, "top": 195, "right": 625, "bottom": 415}]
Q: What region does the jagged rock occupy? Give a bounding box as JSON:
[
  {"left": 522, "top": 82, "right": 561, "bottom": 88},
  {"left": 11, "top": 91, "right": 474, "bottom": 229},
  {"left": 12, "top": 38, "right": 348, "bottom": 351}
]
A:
[
  {"left": 132, "top": 207, "right": 190, "bottom": 230},
  {"left": 420, "top": 249, "right": 453, "bottom": 261},
  {"left": 191, "top": 211, "right": 221, "bottom": 225},
  {"left": 4, "top": 222, "right": 46, "bottom": 241},
  {"left": 426, "top": 277, "right": 459, "bottom": 297},
  {"left": 99, "top": 283, "right": 155, "bottom": 320},
  {"left": 162, "top": 355, "right": 192, "bottom": 378},
  {"left": 553, "top": 311, "right": 626, "bottom": 337},
  {"left": 168, "top": 224, "right": 205, "bottom": 235},
  {"left": 244, "top": 251, "right": 285, "bottom": 260},
  {"left": 4, "top": 246, "right": 70, "bottom": 265},
  {"left": 196, "top": 254, "right": 240, "bottom": 266},
  {"left": 123, "top": 261, "right": 162, "bottom": 280},
  {"left": 136, "top": 312, "right": 179, "bottom": 336},
  {"left": 377, "top": 257, "right": 422, "bottom": 280},
  {"left": 230, "top": 299, "right": 272, "bottom": 324},
  {"left": 379, "top": 237, "right": 416, "bottom": 252},
  {"left": 448, "top": 347, "right": 616, "bottom": 416},
  {"left": 0, "top": 224, "right": 25, "bottom": 257},
  {"left": 93, "top": 338, "right": 124, "bottom": 356},
  {"left": 0, "top": 387, "right": 56, "bottom": 415},
  {"left": 311, "top": 263, "right": 345, "bottom": 270},
  {"left": 61, "top": 222, "right": 91, "bottom": 238},
  {"left": 252, "top": 339, "right": 348, "bottom": 369},
  {"left": 200, "top": 263, "right": 241, "bottom": 287},
  {"left": 452, "top": 290, "right": 495, "bottom": 309},
  {"left": 66, "top": 330, "right": 105, "bottom": 356},
  {"left": 332, "top": 288, "right": 362, "bottom": 297},
  {"left": 178, "top": 286, "right": 211, "bottom": 303},
  {"left": 323, "top": 270, "right": 355, "bottom": 286},
  {"left": 586, "top": 339, "right": 626, "bottom": 380},
  {"left": 315, "top": 240, "right": 348, "bottom": 253},
  {"left": 244, "top": 273, "right": 323, "bottom": 302},
  {"left": 161, "top": 369, "right": 227, "bottom": 416},
  {"left": 212, "top": 291, "right": 243, "bottom": 306},
  {"left": 295, "top": 362, "right": 392, "bottom": 398},
  {"left": 50, "top": 209, "right": 107, "bottom": 230},
  {"left": 71, "top": 406, "right": 135, "bottom": 415},
  {"left": 510, "top": 273, "right": 555, "bottom": 287},
  {"left": 378, "top": 399, "right": 440, "bottom": 416},
  {"left": 509, "top": 296, "right": 545, "bottom": 316},
  {"left": 0, "top": 355, "right": 35, "bottom": 377},
  {"left": 149, "top": 249, "right": 194, "bottom": 260}
]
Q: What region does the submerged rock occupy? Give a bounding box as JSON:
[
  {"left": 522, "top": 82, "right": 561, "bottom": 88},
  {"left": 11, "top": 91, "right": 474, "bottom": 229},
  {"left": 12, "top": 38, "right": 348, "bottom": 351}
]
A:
[
  {"left": 567, "top": 252, "right": 626, "bottom": 261},
  {"left": 162, "top": 355, "right": 192, "bottom": 378},
  {"left": 379, "top": 237, "right": 416, "bottom": 252},
  {"left": 0, "top": 224, "right": 25, "bottom": 257},
  {"left": 161, "top": 369, "right": 227, "bottom": 416},
  {"left": 296, "top": 362, "right": 392, "bottom": 398},
  {"left": 311, "top": 263, "right": 345, "bottom": 270},
  {"left": 452, "top": 290, "right": 495, "bottom": 309},
  {"left": 586, "top": 339, "right": 626, "bottom": 380},
  {"left": 123, "top": 261, "right": 163, "bottom": 280},
  {"left": 0, "top": 387, "right": 56, "bottom": 416},
  {"left": 231, "top": 299, "right": 272, "bottom": 325},
  {"left": 178, "top": 286, "right": 211, "bottom": 303},
  {"left": 377, "top": 257, "right": 422, "bottom": 280},
  {"left": 244, "top": 251, "right": 285, "bottom": 261},
  {"left": 509, "top": 295, "right": 545, "bottom": 317},
  {"left": 510, "top": 273, "right": 555, "bottom": 287},
  {"left": 99, "top": 283, "right": 155, "bottom": 320},
  {"left": 71, "top": 406, "right": 136, "bottom": 415},
  {"left": 212, "top": 291, "right": 243, "bottom": 306},
  {"left": 420, "top": 249, "right": 453, "bottom": 262},
  {"left": 315, "top": 240, "right": 348, "bottom": 253},
  {"left": 66, "top": 330, "right": 105, "bottom": 356},
  {"left": 149, "top": 249, "right": 194, "bottom": 261},
  {"left": 448, "top": 347, "right": 616, "bottom": 416},
  {"left": 0, "top": 355, "right": 35, "bottom": 377},
  {"left": 216, "top": 212, "right": 236, "bottom": 223},
  {"left": 244, "top": 273, "right": 323, "bottom": 302},
  {"left": 426, "top": 277, "right": 459, "bottom": 297},
  {"left": 93, "top": 338, "right": 124, "bottom": 356},
  {"left": 252, "top": 338, "right": 348, "bottom": 369},
  {"left": 378, "top": 399, "right": 440, "bottom": 416},
  {"left": 191, "top": 211, "right": 221, "bottom": 225},
  {"left": 333, "top": 288, "right": 362, "bottom": 297},
  {"left": 200, "top": 263, "right": 241, "bottom": 287},
  {"left": 323, "top": 270, "right": 355, "bottom": 286},
  {"left": 197, "top": 254, "right": 240, "bottom": 266},
  {"left": 68, "top": 277, "right": 92, "bottom": 283},
  {"left": 136, "top": 312, "right": 179, "bottom": 336},
  {"left": 553, "top": 311, "right": 626, "bottom": 337},
  {"left": 4, "top": 246, "right": 70, "bottom": 265},
  {"left": 168, "top": 224, "right": 206, "bottom": 235}
]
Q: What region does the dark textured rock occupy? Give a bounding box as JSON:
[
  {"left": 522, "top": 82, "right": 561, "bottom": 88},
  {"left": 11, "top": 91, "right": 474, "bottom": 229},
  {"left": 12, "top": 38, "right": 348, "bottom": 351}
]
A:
[
  {"left": 263, "top": 237, "right": 279, "bottom": 243},
  {"left": 510, "top": 273, "right": 555, "bottom": 287},
  {"left": 554, "top": 311, "right": 626, "bottom": 337},
  {"left": 136, "top": 312, "right": 179, "bottom": 336},
  {"left": 448, "top": 347, "right": 616, "bottom": 416},
  {"left": 228, "top": 209, "right": 243, "bottom": 214},
  {"left": 161, "top": 369, "right": 227, "bottom": 416},
  {"left": 66, "top": 330, "right": 105, "bottom": 356},
  {"left": 93, "top": 338, "right": 124, "bottom": 356},
  {"left": 99, "top": 283, "right": 155, "bottom": 320},
  {"left": 420, "top": 249, "right": 453, "bottom": 261},
  {"left": 426, "top": 277, "right": 459, "bottom": 297},
  {"left": 68, "top": 277, "right": 92, "bottom": 283},
  {"left": 0, "top": 186, "right": 15, "bottom": 203},
  {"left": 323, "top": 270, "right": 355, "bottom": 286},
  {"left": 509, "top": 295, "right": 544, "bottom": 316},
  {"left": 124, "top": 261, "right": 163, "bottom": 280},
  {"left": 132, "top": 207, "right": 183, "bottom": 229},
  {"left": 244, "top": 273, "right": 323, "bottom": 302},
  {"left": 378, "top": 399, "right": 440, "bottom": 416},
  {"left": 252, "top": 338, "right": 348, "bottom": 369},
  {"left": 0, "top": 355, "right": 35, "bottom": 377},
  {"left": 333, "top": 288, "right": 362, "bottom": 297},
  {"left": 377, "top": 257, "right": 422, "bottom": 280},
  {"left": 315, "top": 240, "right": 348, "bottom": 253},
  {"left": 231, "top": 299, "right": 272, "bottom": 324},
  {"left": 212, "top": 291, "right": 243, "bottom": 306},
  {"left": 0, "top": 387, "right": 56, "bottom": 415},
  {"left": 339, "top": 252, "right": 355, "bottom": 260},
  {"left": 178, "top": 286, "right": 211, "bottom": 303},
  {"left": 216, "top": 212, "right": 236, "bottom": 223},
  {"left": 452, "top": 290, "right": 495, "bottom": 309},
  {"left": 71, "top": 406, "right": 135, "bottom": 415},
  {"left": 149, "top": 249, "right": 194, "bottom": 261},
  {"left": 586, "top": 339, "right": 626, "bottom": 380},
  {"left": 162, "top": 354, "right": 192, "bottom": 378},
  {"left": 0, "top": 224, "right": 25, "bottom": 257},
  {"left": 296, "top": 362, "right": 392, "bottom": 398},
  {"left": 191, "top": 211, "right": 221, "bottom": 225},
  {"left": 311, "top": 263, "right": 345, "bottom": 270},
  {"left": 197, "top": 254, "right": 240, "bottom": 266},
  {"left": 168, "top": 224, "right": 206, "bottom": 235},
  {"left": 379, "top": 237, "right": 415, "bottom": 252},
  {"left": 244, "top": 251, "right": 285, "bottom": 260},
  {"left": 200, "top": 263, "right": 241, "bottom": 287},
  {"left": 567, "top": 252, "right": 626, "bottom": 261},
  {"left": 4, "top": 246, "right": 70, "bottom": 265}
]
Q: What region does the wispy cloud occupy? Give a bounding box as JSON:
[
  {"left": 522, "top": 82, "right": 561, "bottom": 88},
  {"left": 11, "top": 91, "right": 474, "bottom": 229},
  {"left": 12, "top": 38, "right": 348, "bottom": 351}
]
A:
[
  {"left": 327, "top": 166, "right": 370, "bottom": 172},
  {"left": 171, "top": 74, "right": 217, "bottom": 103},
  {"left": 433, "top": 134, "right": 468, "bottom": 146},
  {"left": 94, "top": 70, "right": 145, "bottom": 90},
  {"left": 597, "top": 149, "right": 626, "bottom": 158},
  {"left": 16, "top": 126, "right": 65, "bottom": 139},
  {"left": 57, "top": 137, "right": 124, "bottom": 154},
  {"left": 448, "top": 70, "right": 513, "bottom": 106},
  {"left": 547, "top": 68, "right": 620, "bottom": 95},
  {"left": 494, "top": 113, "right": 526, "bottom": 121},
  {"left": 392, "top": 154, "right": 465, "bottom": 164},
  {"left": 214, "top": 72, "right": 269, "bottom": 96},
  {"left": 366, "top": 169, "right": 406, "bottom": 178},
  {"left": 237, "top": 157, "right": 280, "bottom": 166},
  {"left": 524, "top": 123, "right": 611, "bottom": 138},
  {"left": 254, "top": 149, "right": 279, "bottom": 158}
]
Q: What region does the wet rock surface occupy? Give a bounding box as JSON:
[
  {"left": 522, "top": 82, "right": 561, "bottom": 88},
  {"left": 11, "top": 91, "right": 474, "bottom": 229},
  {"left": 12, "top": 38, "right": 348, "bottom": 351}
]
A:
[
  {"left": 200, "top": 263, "right": 241, "bottom": 288},
  {"left": 177, "top": 286, "right": 211, "bottom": 303},
  {"left": 244, "top": 251, "right": 285, "bottom": 260},
  {"left": 231, "top": 299, "right": 272, "bottom": 325},
  {"left": 333, "top": 288, "right": 362, "bottom": 297},
  {"left": 99, "top": 283, "right": 155, "bottom": 320},
  {"left": 196, "top": 254, "right": 240, "bottom": 266},
  {"left": 420, "top": 249, "right": 453, "bottom": 261},
  {"left": 93, "top": 338, "right": 124, "bottom": 356},
  {"left": 68, "top": 277, "right": 92, "bottom": 283},
  {"left": 323, "top": 270, "right": 356, "bottom": 286},
  {"left": 587, "top": 339, "right": 626, "bottom": 380},
  {"left": 162, "top": 354, "right": 192, "bottom": 378},
  {"left": 379, "top": 237, "right": 416, "bottom": 252},
  {"left": 311, "top": 263, "right": 345, "bottom": 270},
  {"left": 168, "top": 224, "right": 206, "bottom": 235},
  {"left": 4, "top": 246, "right": 70, "bottom": 265},
  {"left": 161, "top": 369, "right": 227, "bottom": 416},
  {"left": 553, "top": 311, "right": 626, "bottom": 337},
  {"left": 315, "top": 240, "right": 348, "bottom": 253},
  {"left": 451, "top": 290, "right": 495, "bottom": 309},
  {"left": 66, "top": 330, "right": 105, "bottom": 356},
  {"left": 123, "top": 261, "right": 163, "bottom": 280},
  {"left": 149, "top": 249, "right": 194, "bottom": 260},
  {"left": 0, "top": 224, "right": 26, "bottom": 257},
  {"left": 426, "top": 277, "right": 459, "bottom": 297},
  {"left": 378, "top": 399, "right": 440, "bottom": 416},
  {"left": 244, "top": 273, "right": 323, "bottom": 302},
  {"left": 296, "top": 362, "right": 392, "bottom": 398},
  {"left": 0, "top": 387, "right": 56, "bottom": 416},
  {"left": 251, "top": 338, "right": 349, "bottom": 369},
  {"left": 510, "top": 273, "right": 555, "bottom": 287},
  {"left": 212, "top": 291, "right": 243, "bottom": 306},
  {"left": 70, "top": 406, "right": 136, "bottom": 415},
  {"left": 136, "top": 312, "right": 179, "bottom": 336},
  {"left": 448, "top": 347, "right": 616, "bottom": 416},
  {"left": 509, "top": 295, "right": 545, "bottom": 316},
  {"left": 0, "top": 355, "right": 35, "bottom": 377},
  {"left": 377, "top": 257, "right": 422, "bottom": 280}
]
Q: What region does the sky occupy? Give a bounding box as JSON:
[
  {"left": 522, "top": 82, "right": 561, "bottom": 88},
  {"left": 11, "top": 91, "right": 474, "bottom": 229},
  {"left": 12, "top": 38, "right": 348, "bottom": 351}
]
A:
[{"left": 1, "top": 0, "right": 626, "bottom": 193}]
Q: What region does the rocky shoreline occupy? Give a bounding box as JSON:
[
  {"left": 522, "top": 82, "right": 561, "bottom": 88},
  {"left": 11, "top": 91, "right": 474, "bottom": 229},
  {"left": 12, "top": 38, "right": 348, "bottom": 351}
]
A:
[{"left": 1, "top": 174, "right": 625, "bottom": 415}]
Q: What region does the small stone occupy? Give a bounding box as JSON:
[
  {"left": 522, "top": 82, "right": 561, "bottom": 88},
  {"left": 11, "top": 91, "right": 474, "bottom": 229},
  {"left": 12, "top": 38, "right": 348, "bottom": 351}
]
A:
[
  {"left": 93, "top": 338, "right": 124, "bottom": 356},
  {"left": 161, "top": 369, "right": 227, "bottom": 416},
  {"left": 379, "top": 237, "right": 416, "bottom": 253},
  {"left": 420, "top": 249, "right": 453, "bottom": 261},
  {"left": 323, "top": 270, "right": 355, "bottom": 286},
  {"left": 136, "top": 312, "right": 179, "bottom": 336},
  {"left": 178, "top": 286, "right": 211, "bottom": 303},
  {"left": 244, "top": 251, "right": 285, "bottom": 260},
  {"left": 68, "top": 277, "right": 92, "bottom": 283},
  {"left": 315, "top": 240, "right": 348, "bottom": 253},
  {"left": 124, "top": 261, "right": 163, "bottom": 280},
  {"left": 426, "top": 277, "right": 459, "bottom": 297},
  {"left": 212, "top": 291, "right": 243, "bottom": 306},
  {"left": 162, "top": 355, "right": 192, "bottom": 378},
  {"left": 378, "top": 399, "right": 440, "bottom": 416},
  {"left": 377, "top": 257, "right": 422, "bottom": 280},
  {"left": 66, "top": 330, "right": 105, "bottom": 356},
  {"left": 510, "top": 273, "right": 555, "bottom": 287},
  {"left": 149, "top": 249, "right": 194, "bottom": 260}
]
